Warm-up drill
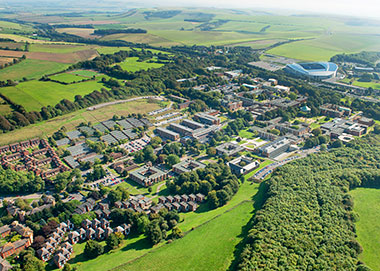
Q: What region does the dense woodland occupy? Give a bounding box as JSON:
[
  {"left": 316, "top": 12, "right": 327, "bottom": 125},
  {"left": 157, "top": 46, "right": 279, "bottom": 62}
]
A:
[
  {"left": 236, "top": 134, "right": 380, "bottom": 271},
  {"left": 331, "top": 51, "right": 380, "bottom": 67}
]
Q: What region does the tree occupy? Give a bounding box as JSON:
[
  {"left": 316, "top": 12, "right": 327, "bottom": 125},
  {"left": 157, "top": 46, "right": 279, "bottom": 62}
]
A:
[
  {"left": 207, "top": 191, "right": 219, "bottom": 209},
  {"left": 171, "top": 227, "right": 183, "bottom": 239},
  {"left": 108, "top": 190, "right": 122, "bottom": 205},
  {"left": 312, "top": 128, "right": 322, "bottom": 136},
  {"left": 166, "top": 154, "right": 180, "bottom": 167},
  {"left": 207, "top": 147, "right": 216, "bottom": 156},
  {"left": 106, "top": 233, "right": 122, "bottom": 250},
  {"left": 330, "top": 139, "right": 343, "bottom": 148},
  {"left": 63, "top": 264, "right": 72, "bottom": 271},
  {"left": 84, "top": 240, "right": 104, "bottom": 259},
  {"left": 146, "top": 223, "right": 162, "bottom": 245}
]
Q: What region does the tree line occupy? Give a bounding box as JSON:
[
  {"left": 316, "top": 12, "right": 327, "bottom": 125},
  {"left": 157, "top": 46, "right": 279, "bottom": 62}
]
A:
[{"left": 236, "top": 134, "right": 380, "bottom": 271}]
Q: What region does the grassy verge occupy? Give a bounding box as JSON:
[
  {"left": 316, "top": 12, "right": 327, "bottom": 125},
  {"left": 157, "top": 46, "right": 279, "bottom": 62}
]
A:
[
  {"left": 350, "top": 187, "right": 380, "bottom": 271},
  {"left": 113, "top": 201, "right": 255, "bottom": 271}
]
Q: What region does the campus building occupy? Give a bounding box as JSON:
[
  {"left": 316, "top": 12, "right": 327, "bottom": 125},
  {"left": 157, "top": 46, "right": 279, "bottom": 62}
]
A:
[
  {"left": 257, "top": 137, "right": 293, "bottom": 158},
  {"left": 227, "top": 156, "right": 260, "bottom": 176},
  {"left": 172, "top": 159, "right": 206, "bottom": 174},
  {"left": 215, "top": 142, "right": 245, "bottom": 157},
  {"left": 129, "top": 166, "right": 168, "bottom": 187},
  {"left": 155, "top": 127, "right": 180, "bottom": 141}
]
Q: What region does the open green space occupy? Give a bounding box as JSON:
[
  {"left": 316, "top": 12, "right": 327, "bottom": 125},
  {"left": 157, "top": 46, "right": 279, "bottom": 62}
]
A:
[
  {"left": 48, "top": 73, "right": 89, "bottom": 83},
  {"left": 28, "top": 43, "right": 96, "bottom": 53},
  {"left": 68, "top": 70, "right": 99, "bottom": 77},
  {"left": 114, "top": 57, "right": 164, "bottom": 72},
  {"left": 0, "top": 59, "right": 69, "bottom": 81},
  {"left": 0, "top": 79, "right": 109, "bottom": 111},
  {"left": 268, "top": 34, "right": 380, "bottom": 61},
  {"left": 238, "top": 129, "right": 256, "bottom": 139},
  {"left": 340, "top": 78, "right": 380, "bottom": 90},
  {"left": 350, "top": 188, "right": 380, "bottom": 271},
  {"left": 114, "top": 201, "right": 254, "bottom": 271}
]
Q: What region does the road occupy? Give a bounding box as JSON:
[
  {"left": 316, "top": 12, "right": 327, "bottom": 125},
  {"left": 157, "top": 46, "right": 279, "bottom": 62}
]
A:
[{"left": 252, "top": 147, "right": 320, "bottom": 180}]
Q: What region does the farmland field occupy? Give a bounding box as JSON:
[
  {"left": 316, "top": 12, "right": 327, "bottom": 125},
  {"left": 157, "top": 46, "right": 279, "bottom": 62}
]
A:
[
  {"left": 68, "top": 69, "right": 99, "bottom": 77},
  {"left": 350, "top": 188, "right": 380, "bottom": 271},
  {"left": 0, "top": 79, "right": 109, "bottom": 111},
  {"left": 0, "top": 48, "right": 98, "bottom": 63},
  {"left": 268, "top": 34, "right": 380, "bottom": 61},
  {"left": 48, "top": 73, "right": 89, "bottom": 83},
  {"left": 115, "top": 57, "right": 164, "bottom": 72},
  {"left": 56, "top": 28, "right": 98, "bottom": 39},
  {"left": 29, "top": 43, "right": 98, "bottom": 53},
  {"left": 0, "top": 59, "right": 69, "bottom": 81}
]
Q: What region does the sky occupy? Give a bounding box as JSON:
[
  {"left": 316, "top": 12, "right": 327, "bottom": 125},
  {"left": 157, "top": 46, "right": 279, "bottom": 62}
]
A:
[{"left": 141, "top": 0, "right": 380, "bottom": 18}]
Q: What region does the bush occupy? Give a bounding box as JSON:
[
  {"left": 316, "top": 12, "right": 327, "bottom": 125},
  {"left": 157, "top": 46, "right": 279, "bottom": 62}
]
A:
[{"left": 84, "top": 240, "right": 104, "bottom": 259}]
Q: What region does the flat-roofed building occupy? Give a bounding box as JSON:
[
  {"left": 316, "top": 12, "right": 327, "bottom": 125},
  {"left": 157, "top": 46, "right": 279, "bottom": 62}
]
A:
[
  {"left": 172, "top": 159, "right": 206, "bottom": 174},
  {"left": 194, "top": 113, "right": 220, "bottom": 125},
  {"left": 169, "top": 123, "right": 193, "bottom": 136},
  {"left": 257, "top": 137, "right": 292, "bottom": 158},
  {"left": 227, "top": 156, "right": 260, "bottom": 176},
  {"left": 129, "top": 166, "right": 168, "bottom": 187},
  {"left": 216, "top": 142, "right": 245, "bottom": 157},
  {"left": 182, "top": 119, "right": 204, "bottom": 130},
  {"left": 155, "top": 127, "right": 180, "bottom": 141}
]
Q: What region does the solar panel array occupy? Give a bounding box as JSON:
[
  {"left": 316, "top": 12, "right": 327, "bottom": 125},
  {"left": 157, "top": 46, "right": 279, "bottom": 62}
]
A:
[
  {"left": 101, "top": 120, "right": 117, "bottom": 130},
  {"left": 126, "top": 118, "right": 144, "bottom": 128},
  {"left": 66, "top": 130, "right": 82, "bottom": 140},
  {"left": 117, "top": 119, "right": 134, "bottom": 130},
  {"left": 110, "top": 130, "right": 128, "bottom": 141},
  {"left": 79, "top": 126, "right": 95, "bottom": 136},
  {"left": 67, "top": 143, "right": 91, "bottom": 157},
  {"left": 93, "top": 123, "right": 108, "bottom": 133},
  {"left": 56, "top": 138, "right": 70, "bottom": 147},
  {"left": 101, "top": 134, "right": 118, "bottom": 145}
]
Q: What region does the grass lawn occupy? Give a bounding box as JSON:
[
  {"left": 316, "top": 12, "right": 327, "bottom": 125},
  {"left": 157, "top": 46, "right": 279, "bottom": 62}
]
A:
[
  {"left": 238, "top": 129, "right": 256, "bottom": 139},
  {"left": 115, "top": 57, "right": 164, "bottom": 72},
  {"left": 340, "top": 79, "right": 380, "bottom": 90},
  {"left": 114, "top": 201, "right": 255, "bottom": 271},
  {"left": 0, "top": 59, "right": 69, "bottom": 81},
  {"left": 69, "top": 70, "right": 99, "bottom": 77},
  {"left": 49, "top": 73, "right": 88, "bottom": 83},
  {"left": 0, "top": 99, "right": 161, "bottom": 145},
  {"left": 350, "top": 188, "right": 380, "bottom": 271},
  {"left": 0, "top": 79, "right": 109, "bottom": 111}
]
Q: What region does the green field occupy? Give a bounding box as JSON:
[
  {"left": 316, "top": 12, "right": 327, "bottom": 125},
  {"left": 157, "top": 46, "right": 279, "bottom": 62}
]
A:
[
  {"left": 0, "top": 79, "right": 109, "bottom": 111},
  {"left": 68, "top": 70, "right": 99, "bottom": 77},
  {"left": 28, "top": 43, "right": 96, "bottom": 53},
  {"left": 114, "top": 201, "right": 254, "bottom": 271},
  {"left": 350, "top": 188, "right": 380, "bottom": 271},
  {"left": 238, "top": 129, "right": 256, "bottom": 139},
  {"left": 269, "top": 34, "right": 380, "bottom": 61},
  {"left": 0, "top": 59, "right": 69, "bottom": 81},
  {"left": 49, "top": 73, "right": 88, "bottom": 83},
  {"left": 340, "top": 78, "right": 380, "bottom": 90},
  {"left": 115, "top": 57, "right": 164, "bottom": 72}
]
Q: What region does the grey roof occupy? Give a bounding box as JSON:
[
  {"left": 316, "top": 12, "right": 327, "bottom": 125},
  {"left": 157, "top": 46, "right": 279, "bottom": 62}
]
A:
[
  {"left": 93, "top": 123, "right": 108, "bottom": 133},
  {"left": 66, "top": 130, "right": 82, "bottom": 140},
  {"left": 140, "top": 118, "right": 153, "bottom": 127},
  {"left": 79, "top": 126, "right": 95, "bottom": 136},
  {"left": 110, "top": 130, "right": 128, "bottom": 141},
  {"left": 102, "top": 134, "right": 118, "bottom": 145},
  {"left": 122, "top": 129, "right": 137, "bottom": 139},
  {"left": 63, "top": 156, "right": 79, "bottom": 168},
  {"left": 81, "top": 154, "right": 103, "bottom": 163},
  {"left": 117, "top": 120, "right": 134, "bottom": 130},
  {"left": 67, "top": 143, "right": 91, "bottom": 157},
  {"left": 126, "top": 118, "right": 144, "bottom": 128},
  {"left": 56, "top": 138, "right": 70, "bottom": 147},
  {"left": 101, "top": 120, "right": 117, "bottom": 130}
]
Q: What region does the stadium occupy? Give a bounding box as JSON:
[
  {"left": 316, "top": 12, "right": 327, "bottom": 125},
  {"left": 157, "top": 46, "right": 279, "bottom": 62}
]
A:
[{"left": 285, "top": 62, "right": 338, "bottom": 80}]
